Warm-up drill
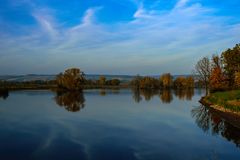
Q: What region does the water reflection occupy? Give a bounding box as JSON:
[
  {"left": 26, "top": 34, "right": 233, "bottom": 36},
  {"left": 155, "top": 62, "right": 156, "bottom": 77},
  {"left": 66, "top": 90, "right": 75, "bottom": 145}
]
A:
[
  {"left": 98, "top": 89, "right": 120, "bottom": 96},
  {"left": 132, "top": 89, "right": 194, "bottom": 103},
  {"left": 160, "top": 90, "right": 173, "bottom": 103},
  {"left": 54, "top": 91, "right": 85, "bottom": 112},
  {"left": 132, "top": 89, "right": 142, "bottom": 103},
  {"left": 0, "top": 90, "right": 9, "bottom": 100},
  {"left": 52, "top": 89, "right": 196, "bottom": 112},
  {"left": 192, "top": 105, "right": 240, "bottom": 147},
  {"left": 174, "top": 89, "right": 194, "bottom": 100}
]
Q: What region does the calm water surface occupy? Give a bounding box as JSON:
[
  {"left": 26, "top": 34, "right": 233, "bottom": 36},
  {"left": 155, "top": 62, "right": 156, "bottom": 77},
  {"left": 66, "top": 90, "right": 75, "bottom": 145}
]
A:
[{"left": 0, "top": 89, "right": 240, "bottom": 160}]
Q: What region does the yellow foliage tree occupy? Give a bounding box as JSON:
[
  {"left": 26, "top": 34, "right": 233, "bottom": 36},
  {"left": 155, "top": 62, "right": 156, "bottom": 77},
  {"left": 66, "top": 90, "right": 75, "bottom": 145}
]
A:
[
  {"left": 160, "top": 73, "right": 173, "bottom": 88},
  {"left": 56, "top": 68, "right": 85, "bottom": 90}
]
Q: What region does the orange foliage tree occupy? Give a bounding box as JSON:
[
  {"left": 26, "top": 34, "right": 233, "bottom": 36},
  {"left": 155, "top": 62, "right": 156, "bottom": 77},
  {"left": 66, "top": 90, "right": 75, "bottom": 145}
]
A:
[{"left": 209, "top": 55, "right": 226, "bottom": 91}]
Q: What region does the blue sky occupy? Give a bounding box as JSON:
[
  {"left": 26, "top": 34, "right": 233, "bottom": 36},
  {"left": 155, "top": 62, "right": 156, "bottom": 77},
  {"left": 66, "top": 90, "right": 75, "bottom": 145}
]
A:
[{"left": 0, "top": 0, "right": 240, "bottom": 75}]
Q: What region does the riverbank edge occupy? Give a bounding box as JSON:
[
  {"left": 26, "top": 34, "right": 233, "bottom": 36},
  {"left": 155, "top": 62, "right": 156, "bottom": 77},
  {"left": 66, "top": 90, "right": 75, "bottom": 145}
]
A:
[
  {"left": 200, "top": 96, "right": 240, "bottom": 129},
  {"left": 199, "top": 96, "right": 240, "bottom": 116}
]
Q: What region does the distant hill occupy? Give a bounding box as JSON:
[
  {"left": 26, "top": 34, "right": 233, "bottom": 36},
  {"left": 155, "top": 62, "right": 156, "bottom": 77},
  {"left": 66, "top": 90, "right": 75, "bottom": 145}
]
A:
[
  {"left": 0, "top": 74, "right": 193, "bottom": 83},
  {"left": 0, "top": 74, "right": 134, "bottom": 83}
]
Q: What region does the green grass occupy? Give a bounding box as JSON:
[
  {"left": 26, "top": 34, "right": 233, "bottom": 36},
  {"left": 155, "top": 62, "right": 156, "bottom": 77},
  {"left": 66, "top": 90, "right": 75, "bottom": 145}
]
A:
[{"left": 205, "top": 90, "right": 240, "bottom": 112}]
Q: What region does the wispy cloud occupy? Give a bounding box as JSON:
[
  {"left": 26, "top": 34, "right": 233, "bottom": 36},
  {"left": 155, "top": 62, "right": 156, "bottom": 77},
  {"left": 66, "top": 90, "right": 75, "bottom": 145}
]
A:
[
  {"left": 0, "top": 0, "right": 239, "bottom": 74},
  {"left": 32, "top": 13, "right": 58, "bottom": 39},
  {"left": 174, "top": 0, "right": 189, "bottom": 9}
]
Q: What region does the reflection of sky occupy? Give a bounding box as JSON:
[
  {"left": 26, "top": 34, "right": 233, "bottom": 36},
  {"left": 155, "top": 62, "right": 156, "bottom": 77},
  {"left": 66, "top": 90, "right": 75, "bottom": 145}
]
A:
[
  {"left": 0, "top": 0, "right": 240, "bottom": 74},
  {"left": 0, "top": 90, "right": 239, "bottom": 159}
]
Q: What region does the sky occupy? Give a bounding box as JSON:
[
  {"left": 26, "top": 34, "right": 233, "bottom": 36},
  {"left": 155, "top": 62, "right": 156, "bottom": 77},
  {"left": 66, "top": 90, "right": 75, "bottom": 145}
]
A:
[{"left": 0, "top": 0, "right": 240, "bottom": 75}]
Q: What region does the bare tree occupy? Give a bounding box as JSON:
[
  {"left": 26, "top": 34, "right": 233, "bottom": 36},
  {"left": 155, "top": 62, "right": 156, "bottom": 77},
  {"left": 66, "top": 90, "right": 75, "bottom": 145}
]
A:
[{"left": 195, "top": 57, "right": 211, "bottom": 95}]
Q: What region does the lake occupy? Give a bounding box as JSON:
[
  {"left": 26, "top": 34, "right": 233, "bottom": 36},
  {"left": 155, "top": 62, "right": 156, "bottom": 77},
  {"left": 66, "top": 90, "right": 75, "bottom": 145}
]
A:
[{"left": 0, "top": 89, "right": 240, "bottom": 160}]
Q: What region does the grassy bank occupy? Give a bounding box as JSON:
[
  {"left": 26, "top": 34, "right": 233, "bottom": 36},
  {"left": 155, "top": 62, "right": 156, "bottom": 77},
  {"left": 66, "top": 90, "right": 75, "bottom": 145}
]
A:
[{"left": 201, "top": 90, "right": 240, "bottom": 112}]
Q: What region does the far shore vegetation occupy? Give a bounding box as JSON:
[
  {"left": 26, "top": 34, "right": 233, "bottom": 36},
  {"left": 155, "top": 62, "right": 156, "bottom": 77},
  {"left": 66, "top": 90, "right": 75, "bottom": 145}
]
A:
[{"left": 0, "top": 69, "right": 197, "bottom": 92}]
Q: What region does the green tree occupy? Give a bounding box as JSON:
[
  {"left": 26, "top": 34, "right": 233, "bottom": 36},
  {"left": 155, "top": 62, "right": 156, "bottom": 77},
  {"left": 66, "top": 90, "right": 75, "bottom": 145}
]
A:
[
  {"left": 235, "top": 72, "right": 240, "bottom": 88},
  {"left": 222, "top": 44, "right": 240, "bottom": 87}
]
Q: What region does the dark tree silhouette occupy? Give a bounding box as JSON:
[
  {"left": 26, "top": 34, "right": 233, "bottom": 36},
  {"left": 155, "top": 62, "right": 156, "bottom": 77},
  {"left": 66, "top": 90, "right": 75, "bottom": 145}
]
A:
[{"left": 0, "top": 89, "right": 9, "bottom": 100}]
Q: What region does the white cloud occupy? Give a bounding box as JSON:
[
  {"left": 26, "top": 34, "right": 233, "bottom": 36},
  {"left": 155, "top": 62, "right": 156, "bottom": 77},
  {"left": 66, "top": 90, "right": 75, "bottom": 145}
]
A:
[
  {"left": 0, "top": 1, "right": 240, "bottom": 74},
  {"left": 174, "top": 0, "right": 189, "bottom": 9}
]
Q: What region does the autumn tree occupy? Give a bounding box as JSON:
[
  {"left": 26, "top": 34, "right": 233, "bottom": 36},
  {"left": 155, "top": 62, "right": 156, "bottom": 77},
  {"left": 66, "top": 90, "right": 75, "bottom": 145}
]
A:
[
  {"left": 186, "top": 76, "right": 195, "bottom": 88},
  {"left": 106, "top": 79, "right": 121, "bottom": 86},
  {"left": 130, "top": 75, "right": 142, "bottom": 89},
  {"left": 139, "top": 76, "right": 159, "bottom": 89},
  {"left": 195, "top": 57, "right": 211, "bottom": 94},
  {"left": 209, "top": 55, "right": 226, "bottom": 91},
  {"left": 173, "top": 76, "right": 194, "bottom": 89},
  {"left": 222, "top": 44, "right": 240, "bottom": 88},
  {"left": 174, "top": 76, "right": 187, "bottom": 89},
  {"left": 98, "top": 76, "right": 106, "bottom": 85},
  {"left": 159, "top": 73, "right": 173, "bottom": 89},
  {"left": 56, "top": 68, "right": 85, "bottom": 91}
]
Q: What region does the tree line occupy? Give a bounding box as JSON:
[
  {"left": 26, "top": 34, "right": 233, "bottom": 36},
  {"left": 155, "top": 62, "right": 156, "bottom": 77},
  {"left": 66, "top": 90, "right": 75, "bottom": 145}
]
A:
[
  {"left": 195, "top": 44, "right": 240, "bottom": 93},
  {"left": 0, "top": 68, "right": 196, "bottom": 91}
]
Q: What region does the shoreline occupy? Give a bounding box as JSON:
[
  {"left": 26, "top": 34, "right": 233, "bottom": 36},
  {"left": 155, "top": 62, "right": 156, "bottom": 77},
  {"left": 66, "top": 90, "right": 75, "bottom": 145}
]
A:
[{"left": 199, "top": 96, "right": 240, "bottom": 116}]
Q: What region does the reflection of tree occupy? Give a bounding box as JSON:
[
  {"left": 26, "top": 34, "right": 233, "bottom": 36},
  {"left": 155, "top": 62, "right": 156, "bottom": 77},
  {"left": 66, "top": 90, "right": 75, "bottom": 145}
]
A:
[
  {"left": 131, "top": 89, "right": 194, "bottom": 103},
  {"left": 0, "top": 90, "right": 9, "bottom": 100},
  {"left": 55, "top": 91, "right": 85, "bottom": 112},
  {"left": 131, "top": 89, "right": 159, "bottom": 102},
  {"left": 99, "top": 89, "right": 106, "bottom": 96},
  {"left": 191, "top": 105, "right": 211, "bottom": 132},
  {"left": 174, "top": 89, "right": 194, "bottom": 100},
  {"left": 112, "top": 89, "right": 120, "bottom": 95},
  {"left": 141, "top": 89, "right": 159, "bottom": 101},
  {"left": 192, "top": 105, "right": 240, "bottom": 147},
  {"left": 132, "top": 89, "right": 142, "bottom": 103},
  {"left": 159, "top": 90, "right": 173, "bottom": 104},
  {"left": 98, "top": 89, "right": 120, "bottom": 96}
]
